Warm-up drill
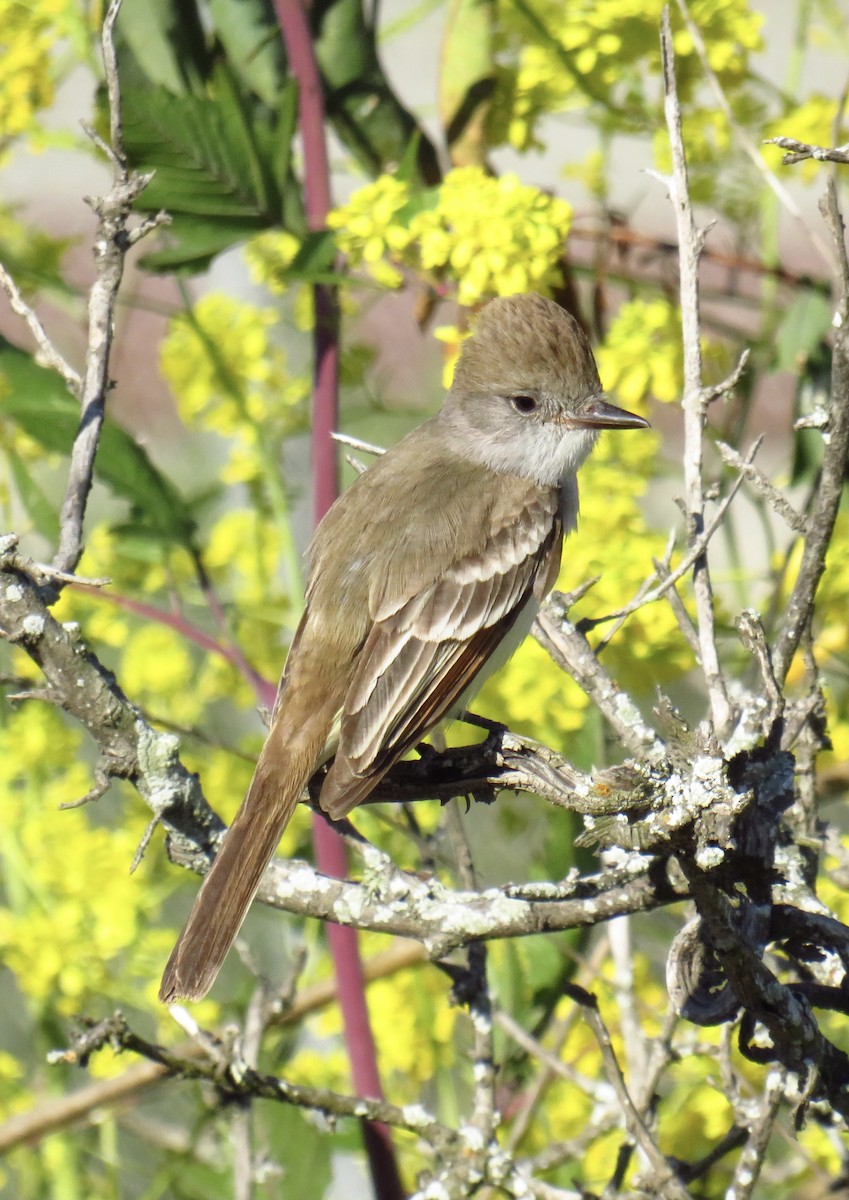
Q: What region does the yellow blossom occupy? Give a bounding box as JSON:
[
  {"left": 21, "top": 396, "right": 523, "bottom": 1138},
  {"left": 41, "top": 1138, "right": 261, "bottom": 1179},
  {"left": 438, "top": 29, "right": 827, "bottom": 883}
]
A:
[
  {"left": 490, "top": 0, "right": 762, "bottom": 152},
  {"left": 0, "top": 0, "right": 88, "bottom": 142},
  {"left": 160, "top": 293, "right": 293, "bottom": 434},
  {"left": 244, "top": 229, "right": 301, "bottom": 294},
  {"left": 410, "top": 167, "right": 572, "bottom": 306},
  {"left": 327, "top": 176, "right": 414, "bottom": 288},
  {"left": 328, "top": 167, "right": 571, "bottom": 305}
]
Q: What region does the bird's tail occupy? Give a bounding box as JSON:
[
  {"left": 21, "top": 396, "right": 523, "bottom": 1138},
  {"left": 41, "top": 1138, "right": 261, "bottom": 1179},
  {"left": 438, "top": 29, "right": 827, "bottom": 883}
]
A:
[{"left": 159, "top": 713, "right": 326, "bottom": 1003}]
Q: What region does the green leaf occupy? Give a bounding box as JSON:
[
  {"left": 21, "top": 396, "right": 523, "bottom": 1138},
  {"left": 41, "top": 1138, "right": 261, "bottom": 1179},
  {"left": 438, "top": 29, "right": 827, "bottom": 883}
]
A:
[
  {"left": 208, "top": 0, "right": 286, "bottom": 107},
  {"left": 138, "top": 218, "right": 266, "bottom": 274},
  {"left": 5, "top": 445, "right": 60, "bottom": 543},
  {"left": 122, "top": 68, "right": 279, "bottom": 219},
  {"left": 116, "top": 0, "right": 209, "bottom": 94},
  {"left": 0, "top": 341, "right": 198, "bottom": 549},
  {"left": 283, "top": 230, "right": 338, "bottom": 280},
  {"left": 395, "top": 129, "right": 425, "bottom": 185},
  {"left": 313, "top": 0, "right": 441, "bottom": 185},
  {"left": 271, "top": 80, "right": 306, "bottom": 233},
  {"left": 118, "top": 56, "right": 300, "bottom": 271},
  {"left": 439, "top": 0, "right": 496, "bottom": 165},
  {"left": 775, "top": 290, "right": 833, "bottom": 374},
  {"left": 261, "top": 1105, "right": 332, "bottom": 1200}
]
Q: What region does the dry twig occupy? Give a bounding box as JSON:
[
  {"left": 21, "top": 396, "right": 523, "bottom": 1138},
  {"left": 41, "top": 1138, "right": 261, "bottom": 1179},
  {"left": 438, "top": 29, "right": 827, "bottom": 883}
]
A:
[
  {"left": 51, "top": 0, "right": 169, "bottom": 577},
  {"left": 658, "top": 7, "right": 732, "bottom": 735}
]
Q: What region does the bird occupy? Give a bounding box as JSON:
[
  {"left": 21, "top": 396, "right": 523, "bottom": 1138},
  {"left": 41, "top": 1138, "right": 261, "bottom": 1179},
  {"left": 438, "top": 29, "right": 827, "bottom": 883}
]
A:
[{"left": 160, "top": 291, "right": 649, "bottom": 1002}]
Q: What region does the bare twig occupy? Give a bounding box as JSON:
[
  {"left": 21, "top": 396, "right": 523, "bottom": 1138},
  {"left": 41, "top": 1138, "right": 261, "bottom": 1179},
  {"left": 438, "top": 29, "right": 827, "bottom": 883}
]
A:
[
  {"left": 659, "top": 8, "right": 732, "bottom": 735},
  {"left": 737, "top": 610, "right": 783, "bottom": 724},
  {"left": 715, "top": 440, "right": 805, "bottom": 533},
  {"left": 445, "top": 805, "right": 498, "bottom": 1147},
  {"left": 0, "top": 262, "right": 81, "bottom": 392},
  {"left": 652, "top": 556, "right": 702, "bottom": 655},
  {"left": 609, "top": 916, "right": 648, "bottom": 1086},
  {"left": 563, "top": 984, "right": 693, "bottom": 1200},
  {"left": 52, "top": 0, "right": 167, "bottom": 577},
  {"left": 331, "top": 430, "right": 386, "bottom": 457},
  {"left": 53, "top": 1013, "right": 458, "bottom": 1151},
  {"left": 764, "top": 136, "right": 849, "bottom": 167},
  {"left": 577, "top": 440, "right": 756, "bottom": 635},
  {"left": 726, "top": 1072, "right": 786, "bottom": 1200},
  {"left": 0, "top": 942, "right": 428, "bottom": 1156},
  {"left": 504, "top": 939, "right": 613, "bottom": 1156},
  {"left": 534, "top": 603, "right": 665, "bottom": 759},
  {"left": 773, "top": 178, "right": 849, "bottom": 681}
]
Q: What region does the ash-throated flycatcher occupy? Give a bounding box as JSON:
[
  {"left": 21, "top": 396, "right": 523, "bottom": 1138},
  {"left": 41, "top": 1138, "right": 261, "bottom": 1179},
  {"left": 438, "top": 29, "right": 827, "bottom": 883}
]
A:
[{"left": 160, "top": 292, "right": 648, "bottom": 1002}]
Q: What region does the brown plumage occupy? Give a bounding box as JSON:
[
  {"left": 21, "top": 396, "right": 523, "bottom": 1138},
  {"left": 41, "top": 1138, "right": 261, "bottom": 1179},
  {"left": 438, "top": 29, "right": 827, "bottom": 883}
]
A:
[{"left": 159, "top": 293, "right": 648, "bottom": 1002}]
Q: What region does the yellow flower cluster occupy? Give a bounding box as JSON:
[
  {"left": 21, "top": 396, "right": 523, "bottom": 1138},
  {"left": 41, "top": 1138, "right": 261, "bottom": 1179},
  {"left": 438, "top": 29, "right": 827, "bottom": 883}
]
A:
[
  {"left": 243, "top": 229, "right": 301, "bottom": 295},
  {"left": 413, "top": 167, "right": 572, "bottom": 305},
  {"left": 491, "top": 0, "right": 762, "bottom": 151},
  {"left": 244, "top": 230, "right": 317, "bottom": 331},
  {"left": 0, "top": 704, "right": 174, "bottom": 1014},
  {"left": 327, "top": 166, "right": 572, "bottom": 306},
  {"left": 160, "top": 292, "right": 308, "bottom": 489},
  {"left": 203, "top": 507, "right": 297, "bottom": 681},
  {"left": 596, "top": 297, "right": 727, "bottom": 406},
  {"left": 327, "top": 176, "right": 414, "bottom": 288},
  {"left": 596, "top": 298, "right": 685, "bottom": 405},
  {"left": 0, "top": 0, "right": 84, "bottom": 142},
  {"left": 160, "top": 293, "right": 296, "bottom": 432}
]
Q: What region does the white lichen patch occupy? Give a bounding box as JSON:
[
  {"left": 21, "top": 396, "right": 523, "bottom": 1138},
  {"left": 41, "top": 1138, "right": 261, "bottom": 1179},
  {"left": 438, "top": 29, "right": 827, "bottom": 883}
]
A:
[
  {"left": 401, "top": 1103, "right": 434, "bottom": 1128},
  {"left": 659, "top": 755, "right": 731, "bottom": 827},
  {"left": 433, "top": 888, "right": 521, "bottom": 940},
  {"left": 421, "top": 1181, "right": 450, "bottom": 1200},
  {"left": 135, "top": 722, "right": 184, "bottom": 810},
  {"left": 695, "top": 845, "right": 725, "bottom": 870},
  {"left": 613, "top": 689, "right": 645, "bottom": 728},
  {"left": 4, "top": 584, "right": 23, "bottom": 602},
  {"left": 282, "top": 861, "right": 336, "bottom": 898},
  {"left": 22, "top": 613, "right": 44, "bottom": 638},
  {"left": 459, "top": 1124, "right": 485, "bottom": 1151}
]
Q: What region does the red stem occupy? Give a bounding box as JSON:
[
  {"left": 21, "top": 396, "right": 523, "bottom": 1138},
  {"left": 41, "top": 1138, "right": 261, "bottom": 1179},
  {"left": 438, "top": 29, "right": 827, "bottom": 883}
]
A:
[
  {"left": 71, "top": 584, "right": 277, "bottom": 709},
  {"left": 271, "top": 3, "right": 402, "bottom": 1196}
]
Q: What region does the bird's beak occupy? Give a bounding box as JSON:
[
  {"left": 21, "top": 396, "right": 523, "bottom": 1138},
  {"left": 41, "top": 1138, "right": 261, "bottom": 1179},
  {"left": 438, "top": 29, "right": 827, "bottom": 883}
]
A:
[{"left": 569, "top": 395, "right": 650, "bottom": 430}]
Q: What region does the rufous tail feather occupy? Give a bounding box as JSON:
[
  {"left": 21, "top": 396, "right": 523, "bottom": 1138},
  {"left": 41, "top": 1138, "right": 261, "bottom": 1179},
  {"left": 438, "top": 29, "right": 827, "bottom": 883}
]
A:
[{"left": 159, "top": 716, "right": 325, "bottom": 1002}]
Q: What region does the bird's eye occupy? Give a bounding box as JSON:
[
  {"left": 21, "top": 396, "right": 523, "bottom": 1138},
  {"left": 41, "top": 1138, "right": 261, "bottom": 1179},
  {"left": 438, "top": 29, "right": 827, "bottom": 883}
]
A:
[{"left": 510, "top": 394, "right": 537, "bottom": 415}]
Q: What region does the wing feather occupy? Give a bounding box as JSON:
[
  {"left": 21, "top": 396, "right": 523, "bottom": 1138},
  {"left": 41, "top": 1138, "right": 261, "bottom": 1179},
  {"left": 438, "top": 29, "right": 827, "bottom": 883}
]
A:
[{"left": 319, "top": 491, "right": 562, "bottom": 818}]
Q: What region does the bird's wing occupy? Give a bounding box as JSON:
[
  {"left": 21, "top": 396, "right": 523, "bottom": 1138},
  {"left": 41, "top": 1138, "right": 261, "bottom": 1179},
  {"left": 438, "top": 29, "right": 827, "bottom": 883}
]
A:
[{"left": 318, "top": 490, "right": 561, "bottom": 818}]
